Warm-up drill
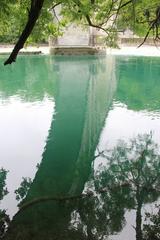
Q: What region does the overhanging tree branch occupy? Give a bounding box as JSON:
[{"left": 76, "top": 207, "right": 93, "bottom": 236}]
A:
[
  {"left": 117, "top": 0, "right": 132, "bottom": 11},
  {"left": 4, "top": 0, "right": 44, "bottom": 65},
  {"left": 85, "top": 14, "right": 108, "bottom": 33},
  {"left": 49, "top": 2, "right": 61, "bottom": 11}
]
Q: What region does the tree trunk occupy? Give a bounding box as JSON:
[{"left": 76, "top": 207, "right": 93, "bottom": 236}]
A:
[
  {"left": 4, "top": 0, "right": 44, "bottom": 65},
  {"left": 136, "top": 186, "right": 143, "bottom": 240}
]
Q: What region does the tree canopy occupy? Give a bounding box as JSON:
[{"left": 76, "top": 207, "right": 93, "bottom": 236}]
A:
[{"left": 1, "top": 0, "right": 160, "bottom": 65}]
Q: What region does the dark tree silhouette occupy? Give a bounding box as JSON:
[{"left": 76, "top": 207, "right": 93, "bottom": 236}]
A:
[
  {"left": 4, "top": 0, "right": 44, "bottom": 65},
  {"left": 0, "top": 168, "right": 10, "bottom": 239},
  {"left": 143, "top": 204, "right": 160, "bottom": 240},
  {"left": 92, "top": 133, "right": 160, "bottom": 240}
]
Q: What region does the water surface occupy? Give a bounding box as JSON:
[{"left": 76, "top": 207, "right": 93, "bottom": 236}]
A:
[{"left": 0, "top": 55, "right": 159, "bottom": 240}]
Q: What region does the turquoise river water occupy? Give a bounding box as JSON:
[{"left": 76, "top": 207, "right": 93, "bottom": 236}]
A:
[{"left": 0, "top": 55, "right": 159, "bottom": 240}]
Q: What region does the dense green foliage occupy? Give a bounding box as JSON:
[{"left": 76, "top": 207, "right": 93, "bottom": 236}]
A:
[
  {"left": 143, "top": 205, "right": 160, "bottom": 240},
  {"left": 0, "top": 1, "right": 55, "bottom": 44},
  {"left": 0, "top": 168, "right": 9, "bottom": 238},
  {"left": 0, "top": 168, "right": 8, "bottom": 200},
  {"left": 15, "top": 177, "right": 32, "bottom": 202},
  {"left": 117, "top": 0, "right": 160, "bottom": 36},
  {"left": 1, "top": 0, "right": 160, "bottom": 45}
]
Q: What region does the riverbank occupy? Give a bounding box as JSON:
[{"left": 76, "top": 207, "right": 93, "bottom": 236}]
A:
[
  {"left": 0, "top": 45, "right": 160, "bottom": 57},
  {"left": 0, "top": 45, "right": 49, "bottom": 55}
]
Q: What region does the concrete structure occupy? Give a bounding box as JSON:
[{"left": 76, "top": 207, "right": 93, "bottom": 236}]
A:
[
  {"left": 49, "top": 26, "right": 106, "bottom": 55},
  {"left": 49, "top": 26, "right": 90, "bottom": 54},
  {"left": 49, "top": 5, "right": 106, "bottom": 55}
]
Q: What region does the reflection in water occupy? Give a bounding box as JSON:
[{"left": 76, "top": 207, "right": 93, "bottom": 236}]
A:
[
  {"left": 15, "top": 178, "right": 32, "bottom": 203},
  {"left": 60, "top": 134, "right": 160, "bottom": 240},
  {"left": 0, "top": 169, "right": 8, "bottom": 201},
  {"left": 0, "top": 56, "right": 55, "bottom": 216},
  {"left": 0, "top": 55, "right": 116, "bottom": 239},
  {"left": 0, "top": 56, "right": 160, "bottom": 239},
  {"left": 0, "top": 169, "right": 10, "bottom": 238},
  {"left": 98, "top": 56, "right": 160, "bottom": 151},
  {"left": 95, "top": 57, "right": 160, "bottom": 239},
  {"left": 92, "top": 134, "right": 160, "bottom": 240},
  {"left": 143, "top": 204, "right": 160, "bottom": 239},
  {"left": 115, "top": 57, "right": 160, "bottom": 112},
  {"left": 3, "top": 134, "right": 160, "bottom": 240}
]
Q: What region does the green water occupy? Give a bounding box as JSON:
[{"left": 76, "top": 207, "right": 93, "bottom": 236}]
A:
[{"left": 0, "top": 55, "right": 159, "bottom": 240}]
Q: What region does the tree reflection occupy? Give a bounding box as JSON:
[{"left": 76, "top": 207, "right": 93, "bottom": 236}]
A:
[
  {"left": 143, "top": 204, "right": 160, "bottom": 240},
  {"left": 69, "top": 186, "right": 133, "bottom": 239},
  {"left": 69, "top": 134, "right": 160, "bottom": 240},
  {"left": 15, "top": 177, "right": 32, "bottom": 203},
  {"left": 0, "top": 169, "right": 8, "bottom": 201},
  {"left": 0, "top": 168, "right": 10, "bottom": 239},
  {"left": 2, "top": 135, "right": 160, "bottom": 240}
]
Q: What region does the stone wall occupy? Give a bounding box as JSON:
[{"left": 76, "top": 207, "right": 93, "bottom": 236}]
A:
[{"left": 57, "top": 24, "right": 89, "bottom": 46}]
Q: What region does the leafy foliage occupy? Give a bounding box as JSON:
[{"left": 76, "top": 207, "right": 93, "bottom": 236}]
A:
[
  {"left": 117, "top": 0, "right": 160, "bottom": 39},
  {"left": 95, "top": 133, "right": 160, "bottom": 193},
  {"left": 0, "top": 168, "right": 9, "bottom": 238},
  {"left": 0, "top": 1, "right": 54, "bottom": 44},
  {"left": 0, "top": 209, "right": 10, "bottom": 239},
  {"left": 15, "top": 177, "right": 32, "bottom": 202},
  {"left": 69, "top": 134, "right": 160, "bottom": 239},
  {"left": 1, "top": 0, "right": 160, "bottom": 64},
  {"left": 143, "top": 204, "right": 160, "bottom": 240},
  {"left": 1, "top": 0, "right": 160, "bottom": 45},
  {"left": 0, "top": 168, "right": 8, "bottom": 200}
]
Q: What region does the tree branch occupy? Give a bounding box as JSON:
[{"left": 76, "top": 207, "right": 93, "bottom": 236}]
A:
[
  {"left": 85, "top": 14, "right": 108, "bottom": 33},
  {"left": 49, "top": 2, "right": 61, "bottom": 11},
  {"left": 4, "top": 0, "right": 44, "bottom": 65},
  {"left": 117, "top": 0, "right": 132, "bottom": 11},
  {"left": 138, "top": 20, "right": 156, "bottom": 48}
]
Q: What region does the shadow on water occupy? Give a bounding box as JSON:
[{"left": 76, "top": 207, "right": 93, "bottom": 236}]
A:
[{"left": 0, "top": 56, "right": 160, "bottom": 239}]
